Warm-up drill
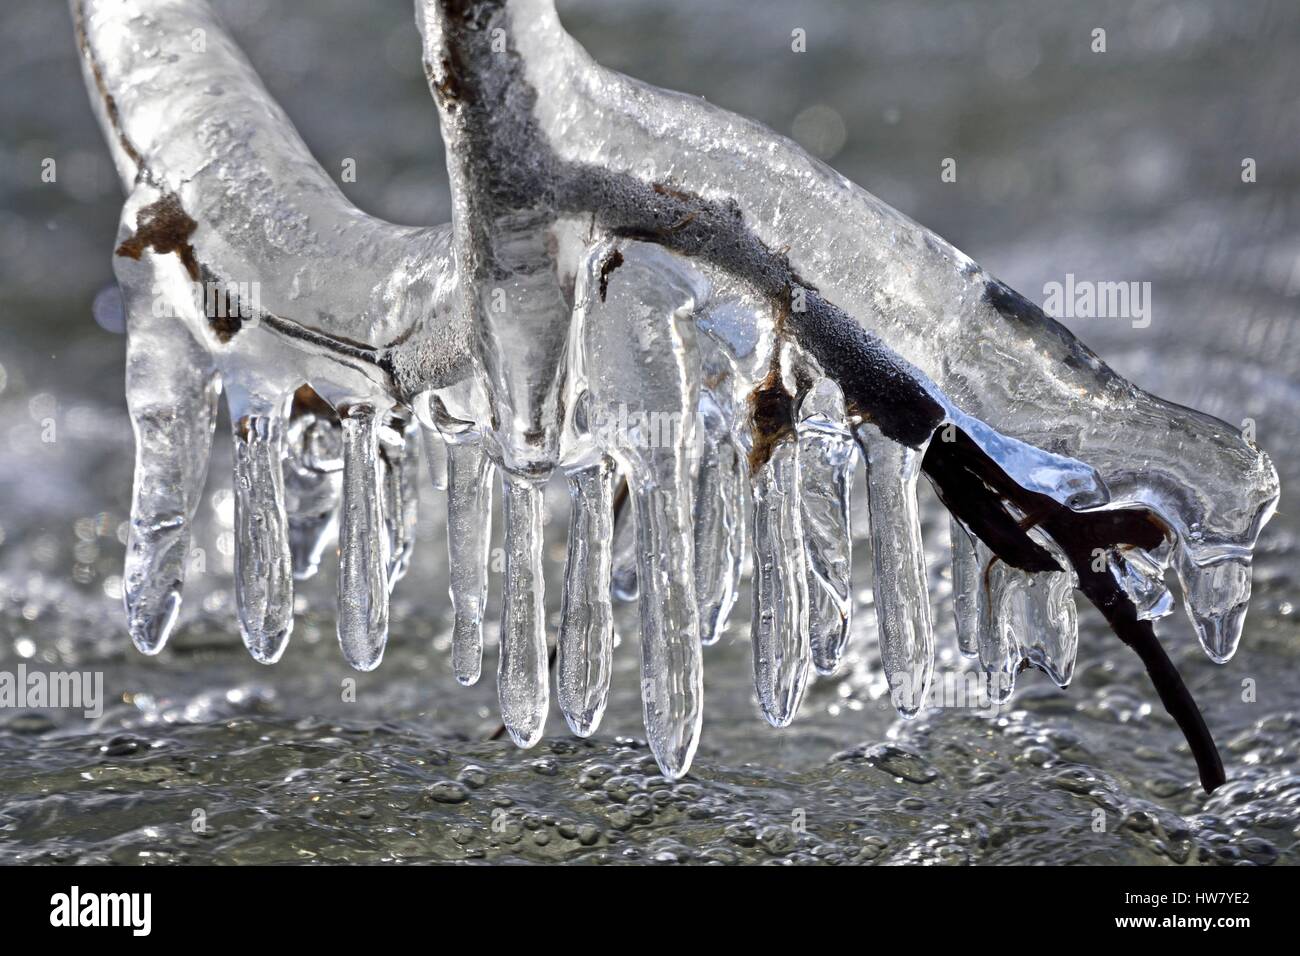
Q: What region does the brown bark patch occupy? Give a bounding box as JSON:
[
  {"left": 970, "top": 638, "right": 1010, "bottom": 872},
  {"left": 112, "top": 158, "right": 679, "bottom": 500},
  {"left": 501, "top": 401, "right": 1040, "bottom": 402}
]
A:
[{"left": 115, "top": 193, "right": 200, "bottom": 282}]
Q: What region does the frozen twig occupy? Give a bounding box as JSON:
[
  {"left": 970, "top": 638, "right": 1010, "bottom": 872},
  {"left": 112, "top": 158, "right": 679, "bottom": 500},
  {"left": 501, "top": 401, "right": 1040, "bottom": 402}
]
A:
[{"left": 76, "top": 0, "right": 1279, "bottom": 789}]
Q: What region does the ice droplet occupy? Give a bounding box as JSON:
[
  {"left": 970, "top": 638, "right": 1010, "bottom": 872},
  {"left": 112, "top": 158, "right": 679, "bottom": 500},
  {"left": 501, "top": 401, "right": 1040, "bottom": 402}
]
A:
[
  {"left": 443, "top": 431, "right": 494, "bottom": 686},
  {"left": 337, "top": 405, "right": 390, "bottom": 671},
  {"left": 750, "top": 438, "right": 811, "bottom": 725},
  {"left": 498, "top": 474, "right": 549, "bottom": 748},
  {"left": 557, "top": 458, "right": 615, "bottom": 737},
  {"left": 858, "top": 422, "right": 934, "bottom": 717},
  {"left": 231, "top": 413, "right": 293, "bottom": 664},
  {"left": 796, "top": 379, "right": 855, "bottom": 676}
]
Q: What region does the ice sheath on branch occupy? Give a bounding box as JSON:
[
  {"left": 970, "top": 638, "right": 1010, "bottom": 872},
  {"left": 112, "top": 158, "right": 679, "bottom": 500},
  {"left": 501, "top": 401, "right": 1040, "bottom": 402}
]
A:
[{"left": 78, "top": 0, "right": 1278, "bottom": 789}]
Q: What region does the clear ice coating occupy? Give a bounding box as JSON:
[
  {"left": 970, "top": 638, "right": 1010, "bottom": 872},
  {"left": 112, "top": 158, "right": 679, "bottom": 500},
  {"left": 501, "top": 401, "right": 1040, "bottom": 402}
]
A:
[{"left": 82, "top": 0, "right": 1280, "bottom": 785}]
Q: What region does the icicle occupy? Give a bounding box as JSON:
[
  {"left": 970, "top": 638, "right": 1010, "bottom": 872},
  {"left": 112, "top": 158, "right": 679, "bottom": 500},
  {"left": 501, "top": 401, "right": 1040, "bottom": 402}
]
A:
[
  {"left": 443, "top": 431, "right": 495, "bottom": 685},
  {"left": 231, "top": 411, "right": 294, "bottom": 664},
  {"left": 949, "top": 515, "right": 980, "bottom": 659},
  {"left": 421, "top": 422, "right": 448, "bottom": 492},
  {"left": 379, "top": 426, "right": 403, "bottom": 584},
  {"left": 750, "top": 438, "right": 811, "bottom": 725},
  {"left": 380, "top": 418, "right": 420, "bottom": 588},
  {"left": 557, "top": 458, "right": 615, "bottom": 737},
  {"left": 573, "top": 238, "right": 707, "bottom": 779},
  {"left": 621, "top": 425, "right": 705, "bottom": 777},
  {"left": 498, "top": 474, "right": 549, "bottom": 747},
  {"left": 1176, "top": 547, "right": 1252, "bottom": 663},
  {"left": 283, "top": 413, "right": 342, "bottom": 581},
  {"left": 396, "top": 420, "right": 421, "bottom": 581},
  {"left": 694, "top": 391, "right": 745, "bottom": 645},
  {"left": 630, "top": 472, "right": 704, "bottom": 777},
  {"left": 122, "top": 332, "right": 218, "bottom": 655},
  {"left": 975, "top": 542, "right": 1020, "bottom": 703},
  {"left": 610, "top": 476, "right": 638, "bottom": 602},
  {"left": 962, "top": 518, "right": 1079, "bottom": 691},
  {"left": 337, "top": 404, "right": 390, "bottom": 671},
  {"left": 857, "top": 422, "right": 934, "bottom": 717},
  {"left": 1019, "top": 570, "right": 1079, "bottom": 688},
  {"left": 796, "top": 379, "right": 854, "bottom": 676}
]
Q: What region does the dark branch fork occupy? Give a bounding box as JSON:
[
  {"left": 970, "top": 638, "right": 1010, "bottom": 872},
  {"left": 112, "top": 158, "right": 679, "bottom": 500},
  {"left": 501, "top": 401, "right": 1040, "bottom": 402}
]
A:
[{"left": 430, "top": 0, "right": 1226, "bottom": 789}]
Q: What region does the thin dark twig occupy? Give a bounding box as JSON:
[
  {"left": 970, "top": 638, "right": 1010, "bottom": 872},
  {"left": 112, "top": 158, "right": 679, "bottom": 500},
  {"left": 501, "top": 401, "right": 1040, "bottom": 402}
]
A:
[
  {"left": 1059, "top": 528, "right": 1226, "bottom": 791},
  {"left": 925, "top": 430, "right": 1225, "bottom": 792}
]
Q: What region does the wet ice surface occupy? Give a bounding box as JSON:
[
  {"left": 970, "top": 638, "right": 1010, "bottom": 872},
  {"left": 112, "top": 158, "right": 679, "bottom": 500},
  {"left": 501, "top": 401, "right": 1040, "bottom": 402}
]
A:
[{"left": 2, "top": 0, "right": 1299, "bottom": 863}]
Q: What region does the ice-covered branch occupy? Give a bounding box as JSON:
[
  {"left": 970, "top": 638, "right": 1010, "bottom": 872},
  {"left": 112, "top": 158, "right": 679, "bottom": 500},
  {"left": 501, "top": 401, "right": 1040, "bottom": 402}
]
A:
[{"left": 76, "top": 0, "right": 1279, "bottom": 790}]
